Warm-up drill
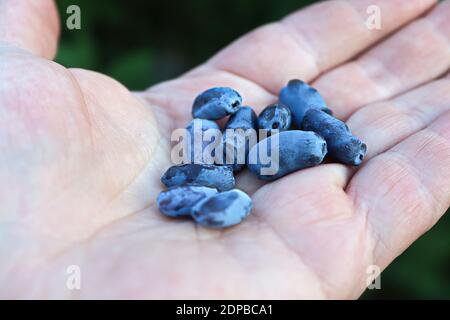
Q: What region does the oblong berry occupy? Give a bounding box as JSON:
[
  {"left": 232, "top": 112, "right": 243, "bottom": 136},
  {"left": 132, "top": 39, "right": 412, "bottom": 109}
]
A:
[
  {"left": 185, "top": 118, "right": 221, "bottom": 164},
  {"left": 161, "top": 164, "right": 235, "bottom": 191},
  {"left": 257, "top": 103, "right": 292, "bottom": 134},
  {"left": 192, "top": 87, "right": 242, "bottom": 120},
  {"left": 224, "top": 106, "right": 257, "bottom": 130},
  {"left": 302, "top": 109, "right": 367, "bottom": 166},
  {"left": 157, "top": 186, "right": 218, "bottom": 217},
  {"left": 279, "top": 79, "right": 331, "bottom": 127},
  {"left": 247, "top": 130, "right": 327, "bottom": 181},
  {"left": 223, "top": 106, "right": 258, "bottom": 171},
  {"left": 191, "top": 189, "right": 252, "bottom": 228}
]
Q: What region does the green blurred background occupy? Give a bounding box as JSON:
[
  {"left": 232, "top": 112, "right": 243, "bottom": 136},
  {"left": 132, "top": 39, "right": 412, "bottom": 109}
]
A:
[{"left": 55, "top": 0, "right": 450, "bottom": 299}]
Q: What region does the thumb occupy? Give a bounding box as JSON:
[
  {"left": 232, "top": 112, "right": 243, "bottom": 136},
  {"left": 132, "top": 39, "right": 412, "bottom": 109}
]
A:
[{"left": 0, "top": 0, "right": 60, "bottom": 59}]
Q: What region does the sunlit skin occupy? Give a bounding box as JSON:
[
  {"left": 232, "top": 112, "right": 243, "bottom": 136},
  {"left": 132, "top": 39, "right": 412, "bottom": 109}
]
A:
[{"left": 0, "top": 0, "right": 449, "bottom": 298}]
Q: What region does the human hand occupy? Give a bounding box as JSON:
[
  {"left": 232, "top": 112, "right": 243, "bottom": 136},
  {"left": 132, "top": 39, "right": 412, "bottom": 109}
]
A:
[{"left": 0, "top": 0, "right": 449, "bottom": 299}]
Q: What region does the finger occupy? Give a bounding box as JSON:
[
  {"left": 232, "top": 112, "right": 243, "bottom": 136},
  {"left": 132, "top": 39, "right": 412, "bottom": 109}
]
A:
[
  {"left": 0, "top": 0, "right": 60, "bottom": 59},
  {"left": 146, "top": 0, "right": 435, "bottom": 125},
  {"left": 252, "top": 163, "right": 352, "bottom": 222},
  {"left": 206, "top": 0, "right": 436, "bottom": 93},
  {"left": 347, "top": 111, "right": 450, "bottom": 269},
  {"left": 313, "top": 0, "right": 450, "bottom": 119},
  {"left": 250, "top": 163, "right": 367, "bottom": 298},
  {"left": 251, "top": 77, "right": 450, "bottom": 295},
  {"left": 347, "top": 77, "right": 450, "bottom": 160}
]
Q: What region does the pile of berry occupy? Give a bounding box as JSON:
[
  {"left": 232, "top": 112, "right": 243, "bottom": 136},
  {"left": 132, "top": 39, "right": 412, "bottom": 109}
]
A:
[{"left": 157, "top": 79, "right": 367, "bottom": 229}]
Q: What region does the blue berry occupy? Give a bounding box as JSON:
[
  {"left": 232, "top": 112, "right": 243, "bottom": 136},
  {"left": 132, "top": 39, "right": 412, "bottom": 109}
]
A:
[
  {"left": 223, "top": 106, "right": 258, "bottom": 171},
  {"left": 191, "top": 189, "right": 252, "bottom": 228},
  {"left": 161, "top": 164, "right": 235, "bottom": 191},
  {"left": 185, "top": 118, "right": 221, "bottom": 164},
  {"left": 247, "top": 130, "right": 327, "bottom": 181},
  {"left": 302, "top": 109, "right": 367, "bottom": 166},
  {"left": 186, "top": 118, "right": 220, "bottom": 135},
  {"left": 225, "top": 106, "right": 257, "bottom": 130},
  {"left": 279, "top": 79, "right": 331, "bottom": 127},
  {"left": 157, "top": 186, "right": 218, "bottom": 217},
  {"left": 257, "top": 103, "right": 292, "bottom": 134},
  {"left": 192, "top": 87, "right": 242, "bottom": 120}
]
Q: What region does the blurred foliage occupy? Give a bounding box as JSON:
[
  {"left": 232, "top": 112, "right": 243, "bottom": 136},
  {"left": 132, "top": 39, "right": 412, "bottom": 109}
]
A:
[{"left": 56, "top": 0, "right": 450, "bottom": 299}]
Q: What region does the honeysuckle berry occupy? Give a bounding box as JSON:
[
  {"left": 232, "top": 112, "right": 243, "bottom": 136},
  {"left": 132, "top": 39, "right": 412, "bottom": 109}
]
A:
[
  {"left": 225, "top": 106, "right": 257, "bottom": 130},
  {"left": 185, "top": 118, "right": 221, "bottom": 164},
  {"left": 247, "top": 130, "right": 327, "bottom": 181},
  {"left": 302, "top": 109, "right": 367, "bottom": 166},
  {"left": 157, "top": 186, "right": 218, "bottom": 217},
  {"left": 157, "top": 83, "right": 369, "bottom": 230},
  {"left": 223, "top": 106, "right": 258, "bottom": 171},
  {"left": 191, "top": 189, "right": 252, "bottom": 228},
  {"left": 257, "top": 103, "right": 292, "bottom": 134},
  {"left": 192, "top": 87, "right": 242, "bottom": 120},
  {"left": 161, "top": 164, "right": 235, "bottom": 191},
  {"left": 279, "top": 79, "right": 331, "bottom": 127}
]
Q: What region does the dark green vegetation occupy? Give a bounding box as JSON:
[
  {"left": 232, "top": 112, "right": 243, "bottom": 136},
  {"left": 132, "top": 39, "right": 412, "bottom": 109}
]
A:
[{"left": 56, "top": 0, "right": 450, "bottom": 299}]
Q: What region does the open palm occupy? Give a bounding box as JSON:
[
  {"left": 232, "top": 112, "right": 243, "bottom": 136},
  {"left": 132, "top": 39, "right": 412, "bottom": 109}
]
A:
[{"left": 1, "top": 0, "right": 449, "bottom": 299}]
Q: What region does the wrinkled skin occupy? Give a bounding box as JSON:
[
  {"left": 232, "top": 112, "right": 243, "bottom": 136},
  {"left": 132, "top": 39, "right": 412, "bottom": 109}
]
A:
[{"left": 0, "top": 0, "right": 449, "bottom": 299}]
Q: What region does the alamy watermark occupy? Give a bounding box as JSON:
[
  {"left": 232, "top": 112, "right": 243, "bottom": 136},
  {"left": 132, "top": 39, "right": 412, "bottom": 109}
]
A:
[
  {"left": 366, "top": 265, "right": 381, "bottom": 290},
  {"left": 171, "top": 123, "right": 280, "bottom": 176},
  {"left": 66, "top": 265, "right": 81, "bottom": 290},
  {"left": 366, "top": 5, "right": 381, "bottom": 30},
  {"left": 63, "top": 4, "right": 381, "bottom": 32},
  {"left": 66, "top": 5, "right": 81, "bottom": 30}
]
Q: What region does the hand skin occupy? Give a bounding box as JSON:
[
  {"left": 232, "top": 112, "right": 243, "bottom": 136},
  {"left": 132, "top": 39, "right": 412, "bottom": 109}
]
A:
[{"left": 0, "top": 0, "right": 449, "bottom": 299}]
